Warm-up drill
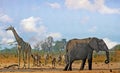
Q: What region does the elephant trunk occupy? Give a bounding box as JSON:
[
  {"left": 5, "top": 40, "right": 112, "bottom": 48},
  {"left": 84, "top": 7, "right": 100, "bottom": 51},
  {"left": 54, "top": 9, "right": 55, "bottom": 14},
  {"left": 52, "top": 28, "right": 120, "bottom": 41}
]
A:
[{"left": 105, "top": 51, "right": 110, "bottom": 64}]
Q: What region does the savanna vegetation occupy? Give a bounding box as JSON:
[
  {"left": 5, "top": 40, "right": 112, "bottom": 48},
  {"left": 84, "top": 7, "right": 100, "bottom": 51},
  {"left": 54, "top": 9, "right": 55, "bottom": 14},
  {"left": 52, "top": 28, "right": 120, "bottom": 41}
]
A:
[
  {"left": 0, "top": 38, "right": 120, "bottom": 64},
  {"left": 0, "top": 38, "right": 120, "bottom": 73}
]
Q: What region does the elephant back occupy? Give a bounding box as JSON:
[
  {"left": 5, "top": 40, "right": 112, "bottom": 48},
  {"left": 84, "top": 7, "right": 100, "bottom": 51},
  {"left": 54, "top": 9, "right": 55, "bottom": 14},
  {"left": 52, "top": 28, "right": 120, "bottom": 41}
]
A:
[{"left": 66, "top": 38, "right": 92, "bottom": 52}]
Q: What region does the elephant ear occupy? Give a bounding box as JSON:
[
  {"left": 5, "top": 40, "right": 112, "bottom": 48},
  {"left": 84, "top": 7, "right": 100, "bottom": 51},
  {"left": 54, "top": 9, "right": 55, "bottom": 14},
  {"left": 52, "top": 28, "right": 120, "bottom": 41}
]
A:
[
  {"left": 97, "top": 39, "right": 109, "bottom": 51},
  {"left": 89, "top": 38, "right": 99, "bottom": 52}
]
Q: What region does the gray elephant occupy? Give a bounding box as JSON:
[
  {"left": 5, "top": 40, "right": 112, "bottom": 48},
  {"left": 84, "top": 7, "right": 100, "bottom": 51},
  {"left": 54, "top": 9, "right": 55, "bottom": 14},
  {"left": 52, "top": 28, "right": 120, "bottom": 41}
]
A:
[{"left": 64, "top": 37, "right": 109, "bottom": 71}]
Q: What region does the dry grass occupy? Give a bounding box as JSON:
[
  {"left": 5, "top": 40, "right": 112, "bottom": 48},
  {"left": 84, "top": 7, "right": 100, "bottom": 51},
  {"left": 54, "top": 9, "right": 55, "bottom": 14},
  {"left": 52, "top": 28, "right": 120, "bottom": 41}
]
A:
[
  {"left": 0, "top": 51, "right": 120, "bottom": 73},
  {"left": 0, "top": 61, "right": 120, "bottom": 73}
]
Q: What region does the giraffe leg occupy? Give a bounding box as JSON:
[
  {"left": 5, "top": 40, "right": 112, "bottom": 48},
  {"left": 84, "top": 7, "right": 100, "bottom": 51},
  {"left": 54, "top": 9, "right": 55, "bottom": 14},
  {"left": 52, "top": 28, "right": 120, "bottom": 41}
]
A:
[
  {"left": 28, "top": 46, "right": 31, "bottom": 68},
  {"left": 18, "top": 49, "right": 21, "bottom": 69},
  {"left": 25, "top": 53, "right": 27, "bottom": 68},
  {"left": 28, "top": 52, "right": 30, "bottom": 68},
  {"left": 23, "top": 52, "right": 26, "bottom": 68}
]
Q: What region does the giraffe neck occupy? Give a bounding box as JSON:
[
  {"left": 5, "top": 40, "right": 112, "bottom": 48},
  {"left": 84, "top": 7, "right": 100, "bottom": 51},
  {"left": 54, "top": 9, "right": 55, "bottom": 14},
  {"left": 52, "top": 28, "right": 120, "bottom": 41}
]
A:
[{"left": 11, "top": 28, "right": 22, "bottom": 43}]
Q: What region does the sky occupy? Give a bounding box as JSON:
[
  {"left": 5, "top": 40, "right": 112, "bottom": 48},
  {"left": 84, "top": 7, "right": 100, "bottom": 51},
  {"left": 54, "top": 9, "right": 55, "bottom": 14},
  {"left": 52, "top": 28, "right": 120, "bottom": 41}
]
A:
[{"left": 0, "top": 0, "right": 120, "bottom": 49}]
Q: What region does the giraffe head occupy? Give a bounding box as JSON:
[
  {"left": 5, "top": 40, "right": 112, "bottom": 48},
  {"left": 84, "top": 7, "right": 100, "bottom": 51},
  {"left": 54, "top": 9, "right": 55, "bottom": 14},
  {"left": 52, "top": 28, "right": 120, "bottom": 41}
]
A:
[{"left": 5, "top": 26, "right": 14, "bottom": 31}]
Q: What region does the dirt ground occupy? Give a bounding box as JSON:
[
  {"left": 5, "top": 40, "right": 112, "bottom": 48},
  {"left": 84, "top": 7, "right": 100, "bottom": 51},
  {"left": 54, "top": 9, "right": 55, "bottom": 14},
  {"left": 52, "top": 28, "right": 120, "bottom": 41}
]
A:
[{"left": 0, "top": 62, "right": 120, "bottom": 73}]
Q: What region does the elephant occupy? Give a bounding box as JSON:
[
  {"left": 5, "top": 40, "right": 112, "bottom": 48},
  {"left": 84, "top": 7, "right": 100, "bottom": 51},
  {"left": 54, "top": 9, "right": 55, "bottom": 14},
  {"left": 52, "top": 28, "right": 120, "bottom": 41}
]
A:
[{"left": 63, "top": 37, "right": 109, "bottom": 71}]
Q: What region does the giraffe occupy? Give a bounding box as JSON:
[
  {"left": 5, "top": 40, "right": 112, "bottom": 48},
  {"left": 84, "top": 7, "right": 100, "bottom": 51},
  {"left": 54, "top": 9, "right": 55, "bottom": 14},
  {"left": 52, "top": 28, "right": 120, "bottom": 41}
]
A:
[{"left": 6, "top": 26, "right": 31, "bottom": 69}]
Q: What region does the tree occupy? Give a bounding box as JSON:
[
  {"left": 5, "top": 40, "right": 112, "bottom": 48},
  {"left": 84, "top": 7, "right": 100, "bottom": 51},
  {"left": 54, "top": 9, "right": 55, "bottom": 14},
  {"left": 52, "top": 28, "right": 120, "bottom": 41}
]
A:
[
  {"left": 38, "top": 36, "right": 54, "bottom": 53},
  {"left": 46, "top": 36, "right": 53, "bottom": 52},
  {"left": 53, "top": 39, "right": 67, "bottom": 52}
]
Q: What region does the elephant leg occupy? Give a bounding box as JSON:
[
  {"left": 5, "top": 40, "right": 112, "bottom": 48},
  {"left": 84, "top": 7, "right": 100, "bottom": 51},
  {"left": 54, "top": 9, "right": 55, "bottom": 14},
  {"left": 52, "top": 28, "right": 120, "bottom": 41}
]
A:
[
  {"left": 80, "top": 59, "right": 86, "bottom": 70},
  {"left": 68, "top": 61, "right": 73, "bottom": 71},
  {"left": 88, "top": 52, "right": 93, "bottom": 70},
  {"left": 88, "top": 57, "right": 92, "bottom": 70},
  {"left": 63, "top": 63, "right": 69, "bottom": 71},
  {"left": 64, "top": 54, "right": 69, "bottom": 71}
]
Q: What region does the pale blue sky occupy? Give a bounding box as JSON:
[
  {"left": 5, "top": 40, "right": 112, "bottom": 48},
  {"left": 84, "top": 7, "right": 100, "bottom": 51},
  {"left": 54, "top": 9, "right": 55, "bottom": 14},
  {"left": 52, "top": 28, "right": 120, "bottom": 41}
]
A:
[{"left": 0, "top": 0, "right": 120, "bottom": 49}]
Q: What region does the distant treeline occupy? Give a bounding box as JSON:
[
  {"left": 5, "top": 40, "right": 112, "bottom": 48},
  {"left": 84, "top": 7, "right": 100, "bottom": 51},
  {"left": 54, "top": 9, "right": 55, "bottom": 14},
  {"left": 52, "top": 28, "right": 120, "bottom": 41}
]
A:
[{"left": 0, "top": 38, "right": 67, "bottom": 55}]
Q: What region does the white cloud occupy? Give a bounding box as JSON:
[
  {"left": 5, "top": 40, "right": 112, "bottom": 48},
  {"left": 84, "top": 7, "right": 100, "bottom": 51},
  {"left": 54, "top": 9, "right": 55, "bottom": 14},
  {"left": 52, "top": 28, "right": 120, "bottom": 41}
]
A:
[
  {"left": 1, "top": 38, "right": 14, "bottom": 45},
  {"left": 94, "top": 0, "right": 120, "bottom": 14},
  {"left": 47, "top": 32, "right": 62, "bottom": 39},
  {"left": 0, "top": 26, "right": 14, "bottom": 45},
  {"left": 37, "top": 25, "right": 47, "bottom": 35},
  {"left": 20, "top": 16, "right": 47, "bottom": 34},
  {"left": 0, "top": 14, "right": 12, "bottom": 23},
  {"left": 88, "top": 26, "right": 97, "bottom": 33},
  {"left": 47, "top": 2, "right": 61, "bottom": 9},
  {"left": 0, "top": 26, "right": 13, "bottom": 37},
  {"left": 103, "top": 38, "right": 119, "bottom": 49},
  {"left": 20, "top": 16, "right": 42, "bottom": 32},
  {"left": 20, "top": 16, "right": 62, "bottom": 42},
  {"left": 65, "top": 0, "right": 120, "bottom": 14},
  {"left": 65, "top": 0, "right": 94, "bottom": 10}
]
